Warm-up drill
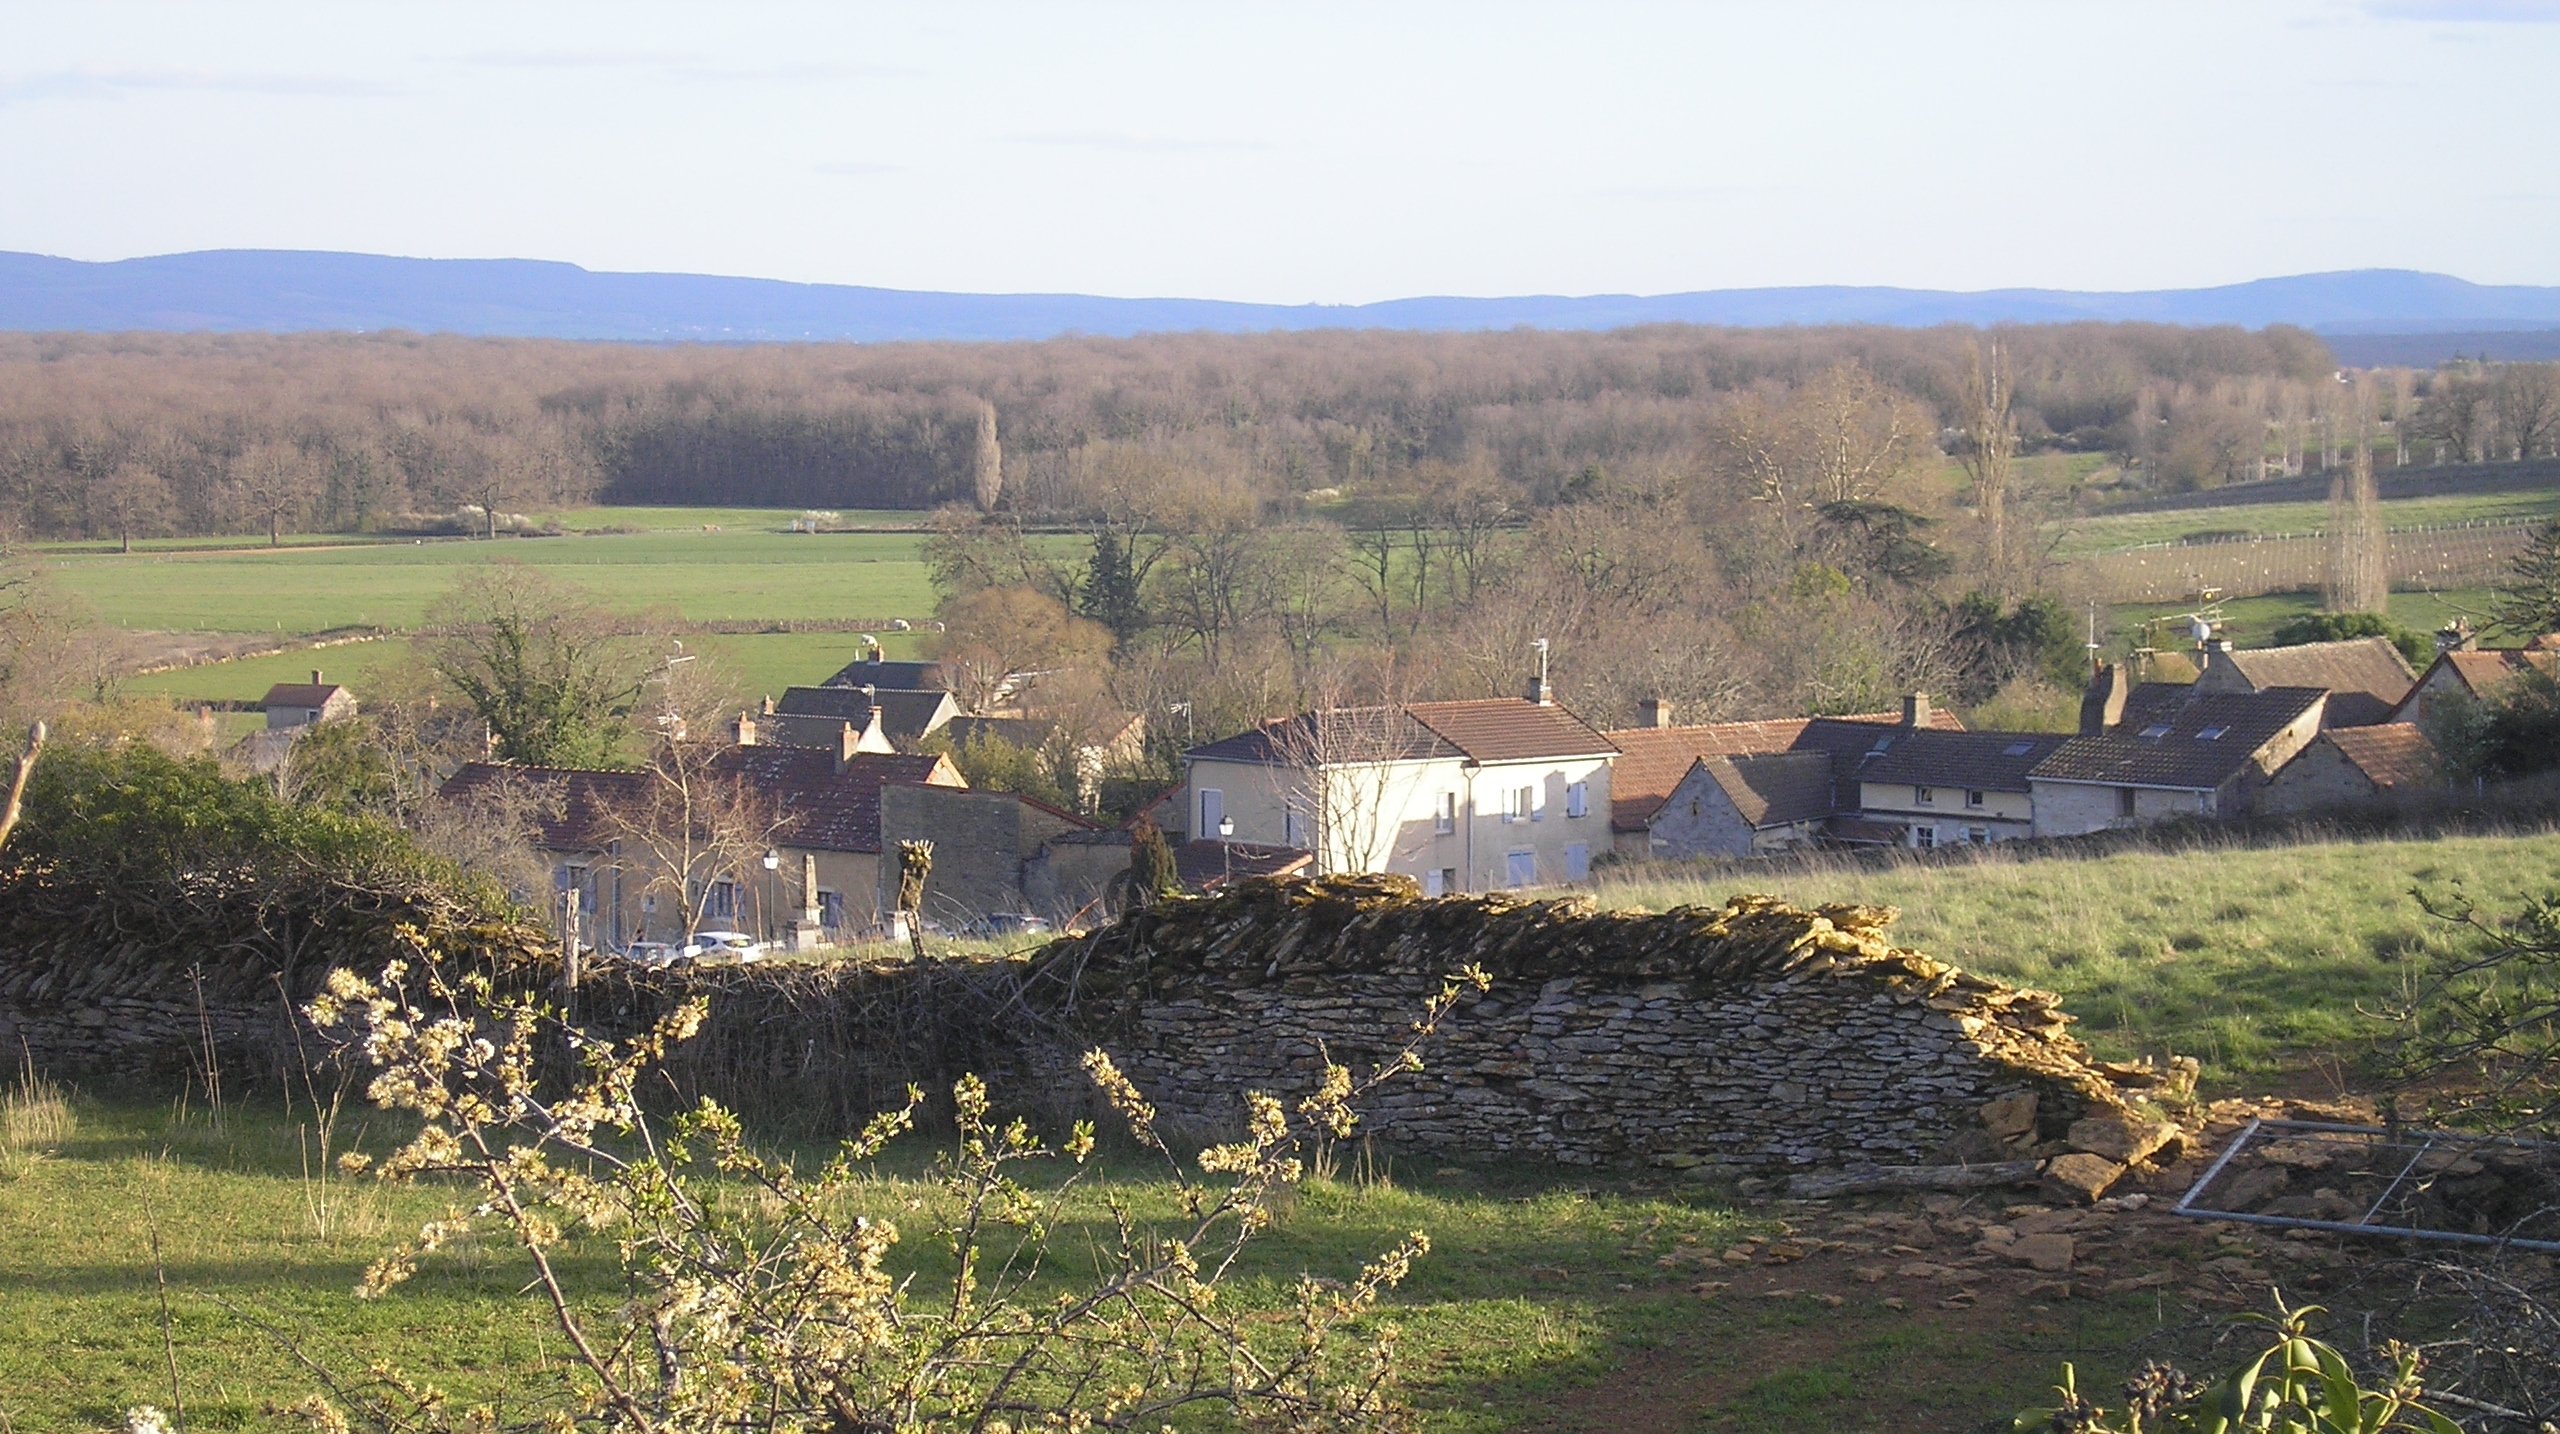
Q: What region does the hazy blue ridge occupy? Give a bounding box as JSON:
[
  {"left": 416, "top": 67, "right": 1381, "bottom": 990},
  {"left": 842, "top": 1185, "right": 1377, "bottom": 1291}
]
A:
[{"left": 6, "top": 250, "right": 2560, "bottom": 343}]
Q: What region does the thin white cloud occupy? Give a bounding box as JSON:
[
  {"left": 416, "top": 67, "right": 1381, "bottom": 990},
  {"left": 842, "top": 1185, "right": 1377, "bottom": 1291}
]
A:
[
  {"left": 458, "top": 48, "right": 701, "bottom": 68},
  {"left": 1589, "top": 182, "right": 1807, "bottom": 203},
  {"left": 452, "top": 51, "right": 915, "bottom": 82},
  {"left": 2364, "top": 0, "right": 2560, "bottom": 19},
  {"left": 814, "top": 161, "right": 901, "bottom": 177},
  {"left": 0, "top": 68, "right": 401, "bottom": 104},
  {"left": 1006, "top": 129, "right": 1271, "bottom": 155}
]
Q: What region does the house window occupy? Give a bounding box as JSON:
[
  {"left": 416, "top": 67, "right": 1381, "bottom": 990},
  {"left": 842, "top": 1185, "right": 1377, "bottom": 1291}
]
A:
[
  {"left": 817, "top": 888, "right": 846, "bottom": 931},
  {"left": 2196, "top": 726, "right": 2229, "bottom": 741},
  {"left": 1566, "top": 781, "right": 1588, "bottom": 818},
  {"left": 1505, "top": 850, "right": 1537, "bottom": 889},
  {"left": 702, "top": 879, "right": 737, "bottom": 923},
  {"left": 2137, "top": 724, "right": 2173, "bottom": 740},
  {"left": 1914, "top": 785, "right": 1934, "bottom": 805},
  {"left": 1565, "top": 842, "right": 1590, "bottom": 881},
  {"left": 1967, "top": 826, "right": 1990, "bottom": 844},
  {"left": 1527, "top": 784, "right": 1543, "bottom": 821},
  {"left": 1198, "top": 787, "right": 1224, "bottom": 838},
  {"left": 1965, "top": 789, "right": 1986, "bottom": 808},
  {"left": 1914, "top": 826, "right": 1937, "bottom": 850},
  {"left": 1283, "top": 804, "right": 1307, "bottom": 848},
  {"left": 1435, "top": 791, "right": 1457, "bottom": 834},
  {"left": 1441, "top": 866, "right": 1458, "bottom": 894},
  {"left": 1423, "top": 869, "right": 1446, "bottom": 898},
  {"left": 1505, "top": 786, "right": 1535, "bottom": 823},
  {"left": 2117, "top": 786, "right": 2139, "bottom": 818}
]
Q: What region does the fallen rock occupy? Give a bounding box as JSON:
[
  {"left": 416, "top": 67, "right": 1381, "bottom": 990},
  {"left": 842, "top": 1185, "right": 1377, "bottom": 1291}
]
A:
[
  {"left": 2067, "top": 1109, "right": 2183, "bottom": 1165},
  {"left": 2258, "top": 1139, "right": 2337, "bottom": 1171},
  {"left": 2043, "top": 1153, "right": 2126, "bottom": 1205},
  {"left": 1981, "top": 1092, "right": 2039, "bottom": 1140},
  {"left": 2211, "top": 1165, "right": 2289, "bottom": 1211},
  {"left": 2008, "top": 1233, "right": 2075, "bottom": 1272}
]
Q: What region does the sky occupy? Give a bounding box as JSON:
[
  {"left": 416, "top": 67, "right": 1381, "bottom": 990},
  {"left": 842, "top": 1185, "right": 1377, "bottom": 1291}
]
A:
[{"left": 4, "top": 1, "right": 2558, "bottom": 304}]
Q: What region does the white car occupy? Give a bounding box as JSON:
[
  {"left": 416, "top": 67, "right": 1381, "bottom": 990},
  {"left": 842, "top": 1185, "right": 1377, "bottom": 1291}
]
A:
[
  {"left": 623, "top": 941, "right": 684, "bottom": 968},
  {"left": 680, "top": 931, "right": 765, "bottom": 963}
]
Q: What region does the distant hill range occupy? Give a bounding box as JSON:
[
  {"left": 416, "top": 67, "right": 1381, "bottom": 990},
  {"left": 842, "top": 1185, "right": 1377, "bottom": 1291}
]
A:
[{"left": 4, "top": 250, "right": 2559, "bottom": 358}]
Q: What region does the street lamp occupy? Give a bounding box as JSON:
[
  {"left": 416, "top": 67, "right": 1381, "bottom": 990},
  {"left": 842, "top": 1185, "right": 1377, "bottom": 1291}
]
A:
[
  {"left": 761, "top": 848, "right": 780, "bottom": 944},
  {"left": 1217, "top": 814, "right": 1234, "bottom": 888}
]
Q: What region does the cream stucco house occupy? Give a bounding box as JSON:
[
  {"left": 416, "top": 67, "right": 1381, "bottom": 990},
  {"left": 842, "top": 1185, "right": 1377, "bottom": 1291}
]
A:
[{"left": 1179, "top": 688, "right": 1618, "bottom": 893}]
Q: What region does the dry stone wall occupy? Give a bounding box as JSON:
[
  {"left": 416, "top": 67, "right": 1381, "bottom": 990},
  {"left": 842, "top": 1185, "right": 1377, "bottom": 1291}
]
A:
[
  {"left": 1, "top": 869, "right": 2157, "bottom": 1177},
  {"left": 1034, "top": 876, "right": 2149, "bottom": 1174}
]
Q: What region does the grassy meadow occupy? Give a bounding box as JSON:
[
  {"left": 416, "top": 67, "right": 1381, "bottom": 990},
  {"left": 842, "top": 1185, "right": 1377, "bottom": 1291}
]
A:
[
  {"left": 0, "top": 1084, "right": 2181, "bottom": 1434},
  {"left": 1599, "top": 825, "right": 2560, "bottom": 1082}
]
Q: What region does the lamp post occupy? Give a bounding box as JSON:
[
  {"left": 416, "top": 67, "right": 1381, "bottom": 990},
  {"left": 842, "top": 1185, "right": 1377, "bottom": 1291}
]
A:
[
  {"left": 1217, "top": 814, "right": 1234, "bottom": 888},
  {"left": 761, "top": 848, "right": 780, "bottom": 944}
]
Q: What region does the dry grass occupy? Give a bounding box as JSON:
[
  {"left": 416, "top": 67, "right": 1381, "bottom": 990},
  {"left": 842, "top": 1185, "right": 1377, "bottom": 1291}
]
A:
[{"left": 0, "top": 1064, "right": 77, "bottom": 1180}]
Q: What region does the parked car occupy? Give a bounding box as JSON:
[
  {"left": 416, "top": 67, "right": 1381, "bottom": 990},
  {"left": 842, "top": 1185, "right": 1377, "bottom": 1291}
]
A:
[
  {"left": 680, "top": 930, "right": 764, "bottom": 963},
  {"left": 623, "top": 941, "right": 684, "bottom": 968},
  {"left": 966, "top": 912, "right": 1052, "bottom": 939}
]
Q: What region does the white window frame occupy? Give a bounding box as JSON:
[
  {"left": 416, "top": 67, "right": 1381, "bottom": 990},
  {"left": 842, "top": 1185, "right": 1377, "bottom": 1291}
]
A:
[
  {"left": 1525, "top": 784, "right": 1541, "bottom": 822},
  {"left": 1966, "top": 826, "right": 1990, "bottom": 845},
  {"left": 1435, "top": 791, "right": 1457, "bottom": 835},
  {"left": 1914, "top": 785, "right": 1935, "bottom": 805},
  {"left": 1198, "top": 787, "right": 1224, "bottom": 837},
  {"left": 1964, "top": 789, "right": 1986, "bottom": 809},
  {"left": 1914, "top": 826, "right": 1937, "bottom": 850},
  {"left": 1283, "top": 803, "right": 1306, "bottom": 849},
  {"left": 1566, "top": 780, "right": 1588, "bottom": 818}
]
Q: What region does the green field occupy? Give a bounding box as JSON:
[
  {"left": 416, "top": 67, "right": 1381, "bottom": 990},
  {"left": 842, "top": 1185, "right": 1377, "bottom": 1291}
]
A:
[
  {"left": 1600, "top": 825, "right": 2560, "bottom": 1081},
  {"left": 0, "top": 1089, "right": 2182, "bottom": 1433},
  {"left": 45, "top": 530, "right": 985, "bottom": 634},
  {"left": 2104, "top": 587, "right": 2492, "bottom": 651},
  {"left": 2052, "top": 487, "right": 2560, "bottom": 559}
]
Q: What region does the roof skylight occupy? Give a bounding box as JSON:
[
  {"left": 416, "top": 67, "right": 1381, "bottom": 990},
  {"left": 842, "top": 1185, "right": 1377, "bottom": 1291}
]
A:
[{"left": 2137, "top": 724, "right": 2173, "bottom": 740}]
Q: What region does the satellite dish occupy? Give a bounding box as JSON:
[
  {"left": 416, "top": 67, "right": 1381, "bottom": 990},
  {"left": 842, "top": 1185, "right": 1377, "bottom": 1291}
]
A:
[{"left": 2189, "top": 617, "right": 2213, "bottom": 645}]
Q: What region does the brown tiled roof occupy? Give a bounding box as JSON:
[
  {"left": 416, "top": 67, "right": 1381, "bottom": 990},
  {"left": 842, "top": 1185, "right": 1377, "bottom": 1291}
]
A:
[
  {"left": 261, "top": 683, "right": 344, "bottom": 709},
  {"left": 1858, "top": 729, "right": 2071, "bottom": 794},
  {"left": 1603, "top": 709, "right": 1965, "bottom": 832},
  {"left": 440, "top": 749, "right": 960, "bottom": 855},
  {"left": 2208, "top": 638, "right": 2415, "bottom": 727},
  {"left": 1692, "top": 751, "right": 1836, "bottom": 828},
  {"left": 1175, "top": 839, "right": 1312, "bottom": 891},
  {"left": 1402, "top": 699, "right": 1619, "bottom": 763},
  {"left": 1187, "top": 698, "right": 1613, "bottom": 768},
  {"left": 2032, "top": 687, "right": 2326, "bottom": 790},
  {"left": 2321, "top": 723, "right": 2439, "bottom": 789},
  {"left": 2437, "top": 648, "right": 2560, "bottom": 702}
]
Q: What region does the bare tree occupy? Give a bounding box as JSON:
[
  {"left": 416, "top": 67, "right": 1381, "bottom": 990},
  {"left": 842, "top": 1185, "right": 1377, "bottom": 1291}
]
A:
[
  {"left": 1959, "top": 336, "right": 2019, "bottom": 595},
  {"left": 1263, "top": 662, "right": 1426, "bottom": 873},
  {"left": 2420, "top": 367, "right": 2495, "bottom": 464},
  {"left": 2326, "top": 378, "right": 2388, "bottom": 614},
  {"left": 599, "top": 656, "right": 784, "bottom": 940},
  {"left": 91, "top": 463, "right": 171, "bottom": 552},
  {"left": 970, "top": 398, "right": 1003, "bottom": 511},
  {"left": 0, "top": 719, "right": 43, "bottom": 854},
  {"left": 2494, "top": 362, "right": 2560, "bottom": 460},
  {"left": 229, "top": 441, "right": 317, "bottom": 546}
]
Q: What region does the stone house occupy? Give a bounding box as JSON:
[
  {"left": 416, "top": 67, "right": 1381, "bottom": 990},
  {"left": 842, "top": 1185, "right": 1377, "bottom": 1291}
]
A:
[
  {"left": 1855, "top": 727, "right": 2070, "bottom": 848},
  {"left": 440, "top": 742, "right": 964, "bottom": 950},
  {"left": 2261, "top": 723, "right": 2441, "bottom": 815},
  {"left": 2189, "top": 637, "right": 2415, "bottom": 728},
  {"left": 1645, "top": 751, "right": 1834, "bottom": 858},
  {"left": 261, "top": 671, "right": 356, "bottom": 729},
  {"left": 1180, "top": 682, "right": 1616, "bottom": 893},
  {"left": 2028, "top": 668, "right": 2326, "bottom": 836},
  {"left": 2390, "top": 634, "right": 2560, "bottom": 733},
  {"left": 1603, "top": 697, "right": 1966, "bottom": 859},
  {"left": 872, "top": 781, "right": 1111, "bottom": 930}
]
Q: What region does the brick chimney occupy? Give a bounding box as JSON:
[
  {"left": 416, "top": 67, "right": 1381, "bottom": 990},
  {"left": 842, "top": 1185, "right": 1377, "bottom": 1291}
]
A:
[
  {"left": 1527, "top": 638, "right": 1551, "bottom": 706},
  {"left": 2079, "top": 662, "right": 2131, "bottom": 735},
  {"left": 733, "top": 710, "right": 757, "bottom": 746},
  {"left": 310, "top": 669, "right": 324, "bottom": 685},
  {"left": 1901, "top": 692, "right": 1931, "bottom": 729},
  {"left": 1639, "top": 698, "right": 1673, "bottom": 729}
]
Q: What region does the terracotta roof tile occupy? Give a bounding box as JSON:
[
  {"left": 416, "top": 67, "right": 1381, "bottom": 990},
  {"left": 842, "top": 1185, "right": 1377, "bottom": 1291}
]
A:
[
  {"left": 261, "top": 683, "right": 344, "bottom": 708},
  {"left": 1602, "top": 709, "right": 1964, "bottom": 832},
  {"left": 2203, "top": 638, "right": 2415, "bottom": 727},
  {"left": 2322, "top": 722, "right": 2439, "bottom": 789},
  {"left": 440, "top": 748, "right": 960, "bottom": 856}
]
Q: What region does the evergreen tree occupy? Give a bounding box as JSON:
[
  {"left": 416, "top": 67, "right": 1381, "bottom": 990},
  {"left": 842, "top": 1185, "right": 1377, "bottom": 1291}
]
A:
[
  {"left": 2497, "top": 518, "right": 2560, "bottom": 638},
  {"left": 1128, "top": 814, "right": 1179, "bottom": 903},
  {"left": 1078, "top": 528, "right": 1143, "bottom": 644}
]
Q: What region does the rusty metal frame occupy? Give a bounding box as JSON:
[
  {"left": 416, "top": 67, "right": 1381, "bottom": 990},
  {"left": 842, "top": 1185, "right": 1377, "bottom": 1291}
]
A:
[{"left": 2172, "top": 1116, "right": 2560, "bottom": 1254}]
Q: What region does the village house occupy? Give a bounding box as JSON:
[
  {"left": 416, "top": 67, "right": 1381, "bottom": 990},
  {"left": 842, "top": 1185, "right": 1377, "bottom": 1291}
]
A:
[
  {"left": 1856, "top": 723, "right": 2070, "bottom": 849},
  {"left": 2261, "top": 723, "right": 2441, "bottom": 815},
  {"left": 754, "top": 684, "right": 958, "bottom": 751},
  {"left": 2027, "top": 665, "right": 2326, "bottom": 836},
  {"left": 2189, "top": 636, "right": 2416, "bottom": 728},
  {"left": 1603, "top": 698, "right": 1966, "bottom": 860},
  {"left": 441, "top": 741, "right": 964, "bottom": 950},
  {"left": 1179, "top": 673, "right": 1617, "bottom": 893},
  {"left": 2390, "top": 627, "right": 2560, "bottom": 732},
  {"left": 1644, "top": 751, "right": 1834, "bottom": 858},
  {"left": 261, "top": 670, "right": 355, "bottom": 729}
]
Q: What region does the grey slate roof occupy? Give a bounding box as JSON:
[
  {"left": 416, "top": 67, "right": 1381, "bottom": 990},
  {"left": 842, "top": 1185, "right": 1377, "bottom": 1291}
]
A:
[
  {"left": 1186, "top": 699, "right": 1613, "bottom": 767},
  {"left": 1858, "top": 729, "right": 2070, "bottom": 793},
  {"left": 2032, "top": 687, "right": 2326, "bottom": 790},
  {"left": 1692, "top": 751, "right": 1836, "bottom": 828},
  {"left": 775, "top": 685, "right": 955, "bottom": 745},
  {"left": 824, "top": 655, "right": 948, "bottom": 691},
  {"left": 2198, "top": 637, "right": 2415, "bottom": 727}
]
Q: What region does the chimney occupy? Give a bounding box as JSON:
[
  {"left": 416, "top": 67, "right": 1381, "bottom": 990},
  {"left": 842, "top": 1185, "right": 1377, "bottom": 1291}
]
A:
[
  {"left": 733, "top": 710, "right": 757, "bottom": 746},
  {"left": 1639, "top": 698, "right": 1673, "bottom": 729},
  {"left": 2437, "top": 617, "right": 2477, "bottom": 654},
  {"left": 837, "top": 719, "right": 861, "bottom": 770},
  {"left": 1528, "top": 638, "right": 1552, "bottom": 706},
  {"left": 1901, "top": 692, "right": 1931, "bottom": 729},
  {"left": 760, "top": 693, "right": 776, "bottom": 715},
  {"left": 310, "top": 669, "right": 324, "bottom": 685},
  {"left": 2079, "top": 662, "right": 2131, "bottom": 735}
]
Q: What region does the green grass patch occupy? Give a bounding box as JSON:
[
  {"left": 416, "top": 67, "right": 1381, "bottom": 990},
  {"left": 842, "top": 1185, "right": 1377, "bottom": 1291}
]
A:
[
  {"left": 1596, "top": 826, "right": 2560, "bottom": 1082},
  {"left": 2107, "top": 588, "right": 2492, "bottom": 651},
  {"left": 2052, "top": 486, "right": 2560, "bottom": 558},
  {"left": 41, "top": 529, "right": 1058, "bottom": 634}
]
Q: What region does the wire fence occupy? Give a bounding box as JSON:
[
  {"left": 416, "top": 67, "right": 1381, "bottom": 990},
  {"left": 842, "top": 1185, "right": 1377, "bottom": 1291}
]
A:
[{"left": 2073, "top": 519, "right": 2539, "bottom": 603}]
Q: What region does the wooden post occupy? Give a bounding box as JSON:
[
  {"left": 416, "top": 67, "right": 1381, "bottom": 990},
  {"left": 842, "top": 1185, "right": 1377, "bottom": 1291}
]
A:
[{"left": 895, "top": 839, "right": 934, "bottom": 962}]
